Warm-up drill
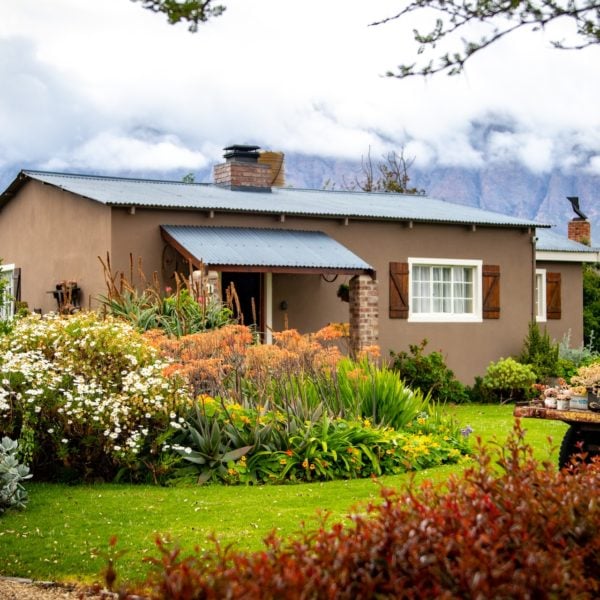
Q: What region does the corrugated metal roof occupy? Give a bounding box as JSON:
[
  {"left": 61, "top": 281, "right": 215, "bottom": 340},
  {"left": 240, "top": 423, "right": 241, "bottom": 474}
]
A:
[
  {"left": 161, "top": 225, "right": 373, "bottom": 271},
  {"left": 13, "top": 170, "right": 548, "bottom": 228},
  {"left": 536, "top": 228, "right": 598, "bottom": 253}
]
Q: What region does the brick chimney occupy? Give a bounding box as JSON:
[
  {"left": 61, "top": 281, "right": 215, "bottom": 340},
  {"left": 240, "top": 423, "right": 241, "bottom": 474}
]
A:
[
  {"left": 566, "top": 196, "right": 591, "bottom": 245},
  {"left": 213, "top": 145, "right": 272, "bottom": 191},
  {"left": 568, "top": 219, "right": 591, "bottom": 245}
]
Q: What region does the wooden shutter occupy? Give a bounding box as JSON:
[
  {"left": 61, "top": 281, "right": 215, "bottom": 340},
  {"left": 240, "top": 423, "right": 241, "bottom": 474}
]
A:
[
  {"left": 389, "top": 262, "right": 409, "bottom": 319},
  {"left": 546, "top": 272, "right": 561, "bottom": 320},
  {"left": 482, "top": 265, "right": 500, "bottom": 319}
]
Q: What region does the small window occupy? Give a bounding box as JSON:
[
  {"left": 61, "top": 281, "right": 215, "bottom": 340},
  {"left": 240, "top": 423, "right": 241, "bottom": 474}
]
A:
[
  {"left": 535, "top": 269, "right": 547, "bottom": 322},
  {"left": 0, "top": 263, "right": 16, "bottom": 319},
  {"left": 408, "top": 258, "right": 482, "bottom": 322}
]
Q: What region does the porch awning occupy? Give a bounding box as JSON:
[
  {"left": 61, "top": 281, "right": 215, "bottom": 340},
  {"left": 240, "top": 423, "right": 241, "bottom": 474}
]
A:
[{"left": 160, "top": 225, "right": 374, "bottom": 275}]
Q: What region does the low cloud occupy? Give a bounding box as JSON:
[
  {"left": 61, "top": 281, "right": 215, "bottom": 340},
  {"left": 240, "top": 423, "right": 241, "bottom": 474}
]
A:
[{"left": 0, "top": 0, "right": 599, "bottom": 181}]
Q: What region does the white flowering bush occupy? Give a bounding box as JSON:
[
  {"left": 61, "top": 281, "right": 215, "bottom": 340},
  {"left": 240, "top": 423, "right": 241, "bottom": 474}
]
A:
[{"left": 0, "top": 313, "right": 191, "bottom": 482}]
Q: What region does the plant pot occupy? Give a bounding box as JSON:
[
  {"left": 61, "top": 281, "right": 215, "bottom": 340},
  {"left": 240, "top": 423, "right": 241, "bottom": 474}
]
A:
[
  {"left": 557, "top": 398, "right": 570, "bottom": 411},
  {"left": 544, "top": 398, "right": 557, "bottom": 409},
  {"left": 571, "top": 395, "right": 589, "bottom": 411}
]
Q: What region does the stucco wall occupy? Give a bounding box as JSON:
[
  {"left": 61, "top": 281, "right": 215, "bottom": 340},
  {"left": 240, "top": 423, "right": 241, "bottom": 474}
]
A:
[
  {"left": 537, "top": 260, "right": 584, "bottom": 347},
  {"left": 0, "top": 181, "right": 111, "bottom": 313},
  {"left": 110, "top": 207, "right": 536, "bottom": 382}
]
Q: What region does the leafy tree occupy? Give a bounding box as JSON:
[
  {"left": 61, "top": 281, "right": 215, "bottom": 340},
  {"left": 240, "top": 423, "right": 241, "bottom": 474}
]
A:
[
  {"left": 517, "top": 321, "right": 559, "bottom": 382},
  {"left": 131, "top": 0, "right": 225, "bottom": 31},
  {"left": 343, "top": 146, "right": 425, "bottom": 194},
  {"left": 584, "top": 263, "right": 600, "bottom": 351},
  {"left": 132, "top": 1, "right": 600, "bottom": 78},
  {"left": 372, "top": 0, "right": 600, "bottom": 77}
]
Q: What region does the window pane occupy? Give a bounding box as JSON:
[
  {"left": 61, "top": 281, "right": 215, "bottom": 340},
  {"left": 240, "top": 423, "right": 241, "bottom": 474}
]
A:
[{"left": 412, "top": 263, "right": 476, "bottom": 316}]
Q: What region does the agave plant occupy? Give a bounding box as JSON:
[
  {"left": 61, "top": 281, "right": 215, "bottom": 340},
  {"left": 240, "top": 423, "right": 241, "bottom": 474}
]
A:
[{"left": 172, "top": 403, "right": 252, "bottom": 484}]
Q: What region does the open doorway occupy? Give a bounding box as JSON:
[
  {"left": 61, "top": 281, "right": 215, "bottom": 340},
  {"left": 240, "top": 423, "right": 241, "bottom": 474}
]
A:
[{"left": 221, "top": 272, "right": 263, "bottom": 329}]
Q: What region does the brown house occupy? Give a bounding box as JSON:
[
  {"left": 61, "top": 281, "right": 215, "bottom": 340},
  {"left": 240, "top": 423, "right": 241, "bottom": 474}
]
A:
[{"left": 1, "top": 145, "right": 597, "bottom": 382}]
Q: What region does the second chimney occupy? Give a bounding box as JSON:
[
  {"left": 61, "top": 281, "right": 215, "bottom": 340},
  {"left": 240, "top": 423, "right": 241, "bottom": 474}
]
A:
[
  {"left": 568, "top": 219, "right": 591, "bottom": 245},
  {"left": 214, "top": 145, "right": 272, "bottom": 191}
]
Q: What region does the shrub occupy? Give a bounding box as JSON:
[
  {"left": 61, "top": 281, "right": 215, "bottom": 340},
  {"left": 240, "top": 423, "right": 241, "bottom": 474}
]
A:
[
  {"left": 0, "top": 313, "right": 190, "bottom": 482},
  {"left": 389, "top": 339, "right": 469, "bottom": 403},
  {"left": 584, "top": 264, "right": 600, "bottom": 352},
  {"left": 0, "top": 437, "right": 31, "bottom": 514},
  {"left": 108, "top": 424, "right": 600, "bottom": 599},
  {"left": 518, "top": 321, "right": 559, "bottom": 382},
  {"left": 483, "top": 357, "right": 537, "bottom": 403},
  {"left": 99, "top": 256, "right": 233, "bottom": 336}
]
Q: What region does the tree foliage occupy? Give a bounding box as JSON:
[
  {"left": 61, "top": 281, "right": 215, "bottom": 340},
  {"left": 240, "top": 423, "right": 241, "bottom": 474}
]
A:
[
  {"left": 372, "top": 0, "right": 600, "bottom": 77},
  {"left": 584, "top": 263, "right": 600, "bottom": 351},
  {"left": 131, "top": 0, "right": 225, "bottom": 31}
]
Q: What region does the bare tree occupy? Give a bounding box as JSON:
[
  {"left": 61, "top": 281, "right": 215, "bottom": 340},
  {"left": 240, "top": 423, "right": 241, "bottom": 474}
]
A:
[{"left": 344, "top": 147, "right": 425, "bottom": 195}]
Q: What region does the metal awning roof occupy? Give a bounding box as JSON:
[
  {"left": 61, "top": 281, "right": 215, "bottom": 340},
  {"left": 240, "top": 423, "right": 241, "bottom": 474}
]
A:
[{"left": 160, "top": 225, "right": 374, "bottom": 274}]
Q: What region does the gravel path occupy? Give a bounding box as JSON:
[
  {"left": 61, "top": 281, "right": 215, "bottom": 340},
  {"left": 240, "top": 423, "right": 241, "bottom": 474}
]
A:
[{"left": 0, "top": 578, "right": 108, "bottom": 600}]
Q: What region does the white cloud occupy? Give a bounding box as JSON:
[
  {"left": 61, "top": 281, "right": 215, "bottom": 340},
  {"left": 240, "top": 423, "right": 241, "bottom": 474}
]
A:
[
  {"left": 0, "top": 0, "right": 599, "bottom": 176},
  {"left": 43, "top": 131, "right": 210, "bottom": 172}
]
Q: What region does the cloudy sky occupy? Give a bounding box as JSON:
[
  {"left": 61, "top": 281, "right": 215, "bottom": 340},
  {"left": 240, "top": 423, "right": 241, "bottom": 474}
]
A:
[{"left": 1, "top": 0, "right": 599, "bottom": 182}]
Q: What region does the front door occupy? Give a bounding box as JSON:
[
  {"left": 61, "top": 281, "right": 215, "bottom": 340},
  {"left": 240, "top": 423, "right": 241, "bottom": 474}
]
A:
[{"left": 221, "top": 272, "right": 263, "bottom": 330}]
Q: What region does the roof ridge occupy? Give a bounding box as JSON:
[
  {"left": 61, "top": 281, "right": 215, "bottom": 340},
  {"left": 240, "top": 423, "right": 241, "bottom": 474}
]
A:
[{"left": 23, "top": 169, "right": 212, "bottom": 187}]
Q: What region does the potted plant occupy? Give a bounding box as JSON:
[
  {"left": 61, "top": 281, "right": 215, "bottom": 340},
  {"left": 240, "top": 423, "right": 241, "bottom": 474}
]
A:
[
  {"left": 337, "top": 283, "right": 350, "bottom": 303},
  {"left": 556, "top": 390, "right": 570, "bottom": 411},
  {"left": 543, "top": 386, "right": 558, "bottom": 409},
  {"left": 569, "top": 385, "right": 588, "bottom": 411},
  {"left": 571, "top": 363, "right": 600, "bottom": 402}
]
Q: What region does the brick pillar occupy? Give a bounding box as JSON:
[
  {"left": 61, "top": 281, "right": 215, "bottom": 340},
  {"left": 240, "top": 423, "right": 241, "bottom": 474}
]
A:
[
  {"left": 568, "top": 219, "right": 591, "bottom": 245},
  {"left": 349, "top": 274, "right": 379, "bottom": 358}
]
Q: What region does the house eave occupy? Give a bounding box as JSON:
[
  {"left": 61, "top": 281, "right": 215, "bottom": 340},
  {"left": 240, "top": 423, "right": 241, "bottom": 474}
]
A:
[{"left": 536, "top": 250, "right": 600, "bottom": 263}]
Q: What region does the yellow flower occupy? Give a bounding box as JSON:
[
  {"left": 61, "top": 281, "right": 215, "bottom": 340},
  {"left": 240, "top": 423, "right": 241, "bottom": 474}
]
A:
[
  {"left": 302, "top": 459, "right": 309, "bottom": 468},
  {"left": 280, "top": 458, "right": 287, "bottom": 465}
]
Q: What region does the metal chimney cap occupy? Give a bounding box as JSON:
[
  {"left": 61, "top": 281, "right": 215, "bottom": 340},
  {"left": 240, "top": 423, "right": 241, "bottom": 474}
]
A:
[{"left": 223, "top": 145, "right": 261, "bottom": 163}]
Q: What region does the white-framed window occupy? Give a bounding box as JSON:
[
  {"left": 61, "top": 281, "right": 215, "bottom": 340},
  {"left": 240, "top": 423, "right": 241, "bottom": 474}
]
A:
[
  {"left": 535, "top": 268, "right": 547, "bottom": 322},
  {"left": 0, "top": 263, "right": 16, "bottom": 320},
  {"left": 408, "top": 258, "right": 482, "bottom": 322}
]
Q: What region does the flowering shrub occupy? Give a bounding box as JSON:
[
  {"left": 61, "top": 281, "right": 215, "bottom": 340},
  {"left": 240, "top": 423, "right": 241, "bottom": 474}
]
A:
[
  {"left": 146, "top": 324, "right": 344, "bottom": 399},
  {"left": 0, "top": 313, "right": 190, "bottom": 482},
  {"left": 170, "top": 394, "right": 470, "bottom": 485},
  {"left": 110, "top": 423, "right": 600, "bottom": 599}
]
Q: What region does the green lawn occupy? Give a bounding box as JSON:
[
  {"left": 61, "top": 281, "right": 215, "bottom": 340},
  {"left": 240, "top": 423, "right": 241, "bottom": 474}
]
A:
[{"left": 0, "top": 404, "right": 568, "bottom": 584}]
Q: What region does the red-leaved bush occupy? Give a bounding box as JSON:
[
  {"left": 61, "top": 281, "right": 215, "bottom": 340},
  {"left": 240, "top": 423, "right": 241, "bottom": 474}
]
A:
[{"left": 105, "top": 422, "right": 600, "bottom": 599}]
